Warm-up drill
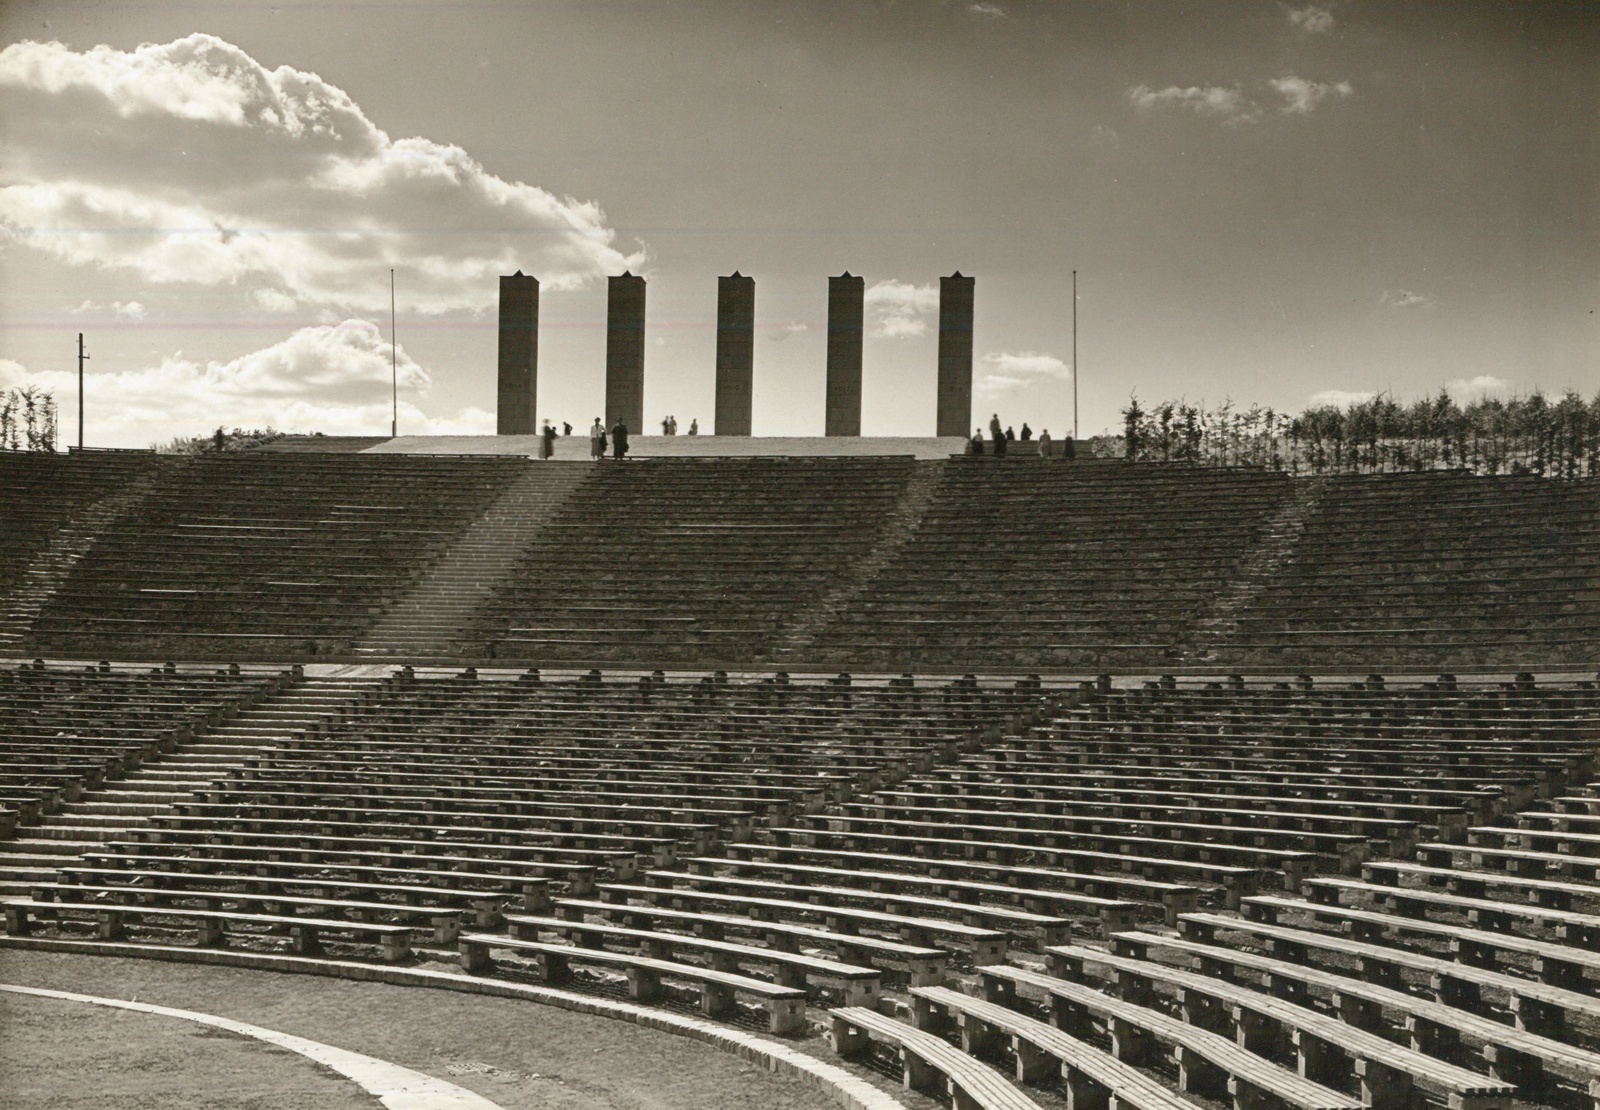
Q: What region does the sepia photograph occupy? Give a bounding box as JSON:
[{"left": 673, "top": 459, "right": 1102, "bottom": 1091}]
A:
[{"left": 0, "top": 2, "right": 1596, "bottom": 1107}]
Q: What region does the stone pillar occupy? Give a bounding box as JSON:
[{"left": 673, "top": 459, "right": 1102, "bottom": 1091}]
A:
[
  {"left": 714, "top": 272, "right": 755, "bottom": 435},
  {"left": 605, "top": 271, "right": 646, "bottom": 435},
  {"left": 496, "top": 272, "right": 539, "bottom": 435},
  {"left": 825, "top": 272, "right": 864, "bottom": 436},
  {"left": 936, "top": 272, "right": 974, "bottom": 437}
]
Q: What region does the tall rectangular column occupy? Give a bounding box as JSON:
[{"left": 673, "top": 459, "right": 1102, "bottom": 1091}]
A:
[
  {"left": 605, "top": 271, "right": 646, "bottom": 435},
  {"left": 936, "top": 271, "right": 974, "bottom": 438},
  {"left": 496, "top": 272, "right": 539, "bottom": 435},
  {"left": 714, "top": 272, "right": 755, "bottom": 436},
  {"left": 825, "top": 272, "right": 864, "bottom": 437}
]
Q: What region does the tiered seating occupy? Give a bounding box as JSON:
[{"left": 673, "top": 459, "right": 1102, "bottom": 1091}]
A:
[
  {"left": 0, "top": 450, "right": 165, "bottom": 592},
  {"left": 1216, "top": 472, "right": 1600, "bottom": 669},
  {"left": 4, "top": 671, "right": 1049, "bottom": 1008},
  {"left": 4, "top": 667, "right": 1599, "bottom": 1106},
  {"left": 805, "top": 462, "right": 1293, "bottom": 669},
  {"left": 475, "top": 457, "right": 919, "bottom": 665},
  {"left": 27, "top": 454, "right": 529, "bottom": 659},
  {"left": 0, "top": 661, "right": 285, "bottom": 842},
  {"left": 807, "top": 676, "right": 1599, "bottom": 1110}
]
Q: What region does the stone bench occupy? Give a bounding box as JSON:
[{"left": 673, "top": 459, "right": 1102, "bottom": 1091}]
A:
[
  {"left": 724, "top": 841, "right": 1203, "bottom": 923},
  {"left": 829, "top": 1005, "right": 1039, "bottom": 1110},
  {"left": 553, "top": 896, "right": 947, "bottom": 985},
  {"left": 3, "top": 898, "right": 413, "bottom": 961},
  {"left": 506, "top": 912, "right": 881, "bottom": 1005},
  {"left": 1155, "top": 922, "right": 1600, "bottom": 1105},
  {"left": 597, "top": 881, "right": 1010, "bottom": 962},
  {"left": 642, "top": 869, "right": 1074, "bottom": 945},
  {"left": 1303, "top": 877, "right": 1600, "bottom": 948},
  {"left": 458, "top": 934, "right": 806, "bottom": 1034},
  {"left": 1175, "top": 914, "right": 1600, "bottom": 1048},
  {"left": 908, "top": 984, "right": 1204, "bottom": 1110},
  {"left": 1363, "top": 859, "right": 1600, "bottom": 913},
  {"left": 1239, "top": 896, "right": 1600, "bottom": 991},
  {"left": 1054, "top": 941, "right": 1515, "bottom": 1110},
  {"left": 980, "top": 964, "right": 1364, "bottom": 1110}
]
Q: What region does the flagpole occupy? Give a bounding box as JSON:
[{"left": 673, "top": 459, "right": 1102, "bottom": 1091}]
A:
[
  {"left": 1071, "top": 270, "right": 1078, "bottom": 442},
  {"left": 390, "top": 269, "right": 397, "bottom": 438}
]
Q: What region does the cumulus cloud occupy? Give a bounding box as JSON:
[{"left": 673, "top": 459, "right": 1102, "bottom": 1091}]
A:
[
  {"left": 0, "top": 320, "right": 490, "bottom": 447},
  {"left": 1132, "top": 76, "right": 1352, "bottom": 124},
  {"left": 1380, "top": 289, "right": 1436, "bottom": 308},
  {"left": 0, "top": 34, "right": 641, "bottom": 315},
  {"left": 1130, "top": 84, "right": 1260, "bottom": 125},
  {"left": 1287, "top": 5, "right": 1334, "bottom": 33},
  {"left": 977, "top": 351, "right": 1070, "bottom": 391},
  {"left": 865, "top": 280, "right": 939, "bottom": 339},
  {"left": 251, "top": 288, "right": 298, "bottom": 313},
  {"left": 766, "top": 321, "right": 808, "bottom": 342},
  {"left": 968, "top": 3, "right": 1008, "bottom": 18},
  {"left": 67, "top": 299, "right": 147, "bottom": 319},
  {"left": 1309, "top": 389, "right": 1378, "bottom": 407},
  {"left": 1446, "top": 375, "right": 1510, "bottom": 399},
  {"left": 1271, "top": 76, "right": 1352, "bottom": 114}
]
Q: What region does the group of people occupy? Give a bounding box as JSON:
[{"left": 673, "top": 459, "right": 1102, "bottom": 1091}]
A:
[
  {"left": 587, "top": 417, "right": 630, "bottom": 459},
  {"left": 535, "top": 414, "right": 704, "bottom": 460},
  {"left": 970, "top": 413, "right": 1066, "bottom": 457}
]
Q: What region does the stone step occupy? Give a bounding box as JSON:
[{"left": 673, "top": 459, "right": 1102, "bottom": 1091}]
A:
[
  {"left": 32, "top": 823, "right": 126, "bottom": 841},
  {"left": 0, "top": 850, "right": 74, "bottom": 870},
  {"left": 79, "top": 791, "right": 187, "bottom": 807},
  {"left": 0, "top": 864, "right": 63, "bottom": 885},
  {"left": 0, "top": 838, "right": 98, "bottom": 857}
]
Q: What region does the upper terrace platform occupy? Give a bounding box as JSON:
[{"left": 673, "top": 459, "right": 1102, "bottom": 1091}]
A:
[{"left": 363, "top": 435, "right": 972, "bottom": 460}]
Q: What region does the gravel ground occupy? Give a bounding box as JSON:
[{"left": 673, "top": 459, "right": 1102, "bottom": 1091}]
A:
[{"left": 0, "top": 949, "right": 878, "bottom": 1110}]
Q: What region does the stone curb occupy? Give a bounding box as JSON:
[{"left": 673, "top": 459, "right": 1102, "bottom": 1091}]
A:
[{"left": 0, "top": 936, "right": 908, "bottom": 1110}]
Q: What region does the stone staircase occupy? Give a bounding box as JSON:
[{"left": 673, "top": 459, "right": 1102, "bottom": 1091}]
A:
[
  {"left": 763, "top": 460, "right": 947, "bottom": 666},
  {"left": 0, "top": 674, "right": 374, "bottom": 898},
  {"left": 1182, "top": 477, "right": 1328, "bottom": 664},
  {"left": 351, "top": 464, "right": 590, "bottom": 660},
  {"left": 0, "top": 462, "right": 178, "bottom": 651}
]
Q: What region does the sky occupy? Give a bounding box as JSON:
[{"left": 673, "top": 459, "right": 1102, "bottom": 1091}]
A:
[{"left": 0, "top": 0, "right": 1595, "bottom": 447}]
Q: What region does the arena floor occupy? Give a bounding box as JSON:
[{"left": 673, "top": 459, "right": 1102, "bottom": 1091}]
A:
[{"left": 0, "top": 950, "right": 908, "bottom": 1110}]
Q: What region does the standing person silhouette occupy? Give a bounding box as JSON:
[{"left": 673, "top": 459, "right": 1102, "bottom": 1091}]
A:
[
  {"left": 539, "top": 419, "right": 555, "bottom": 459},
  {"left": 589, "top": 417, "right": 605, "bottom": 460},
  {"left": 612, "top": 419, "right": 629, "bottom": 460}
]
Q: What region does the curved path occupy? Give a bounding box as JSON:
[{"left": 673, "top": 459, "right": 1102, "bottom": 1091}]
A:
[{"left": 0, "top": 984, "right": 504, "bottom": 1110}]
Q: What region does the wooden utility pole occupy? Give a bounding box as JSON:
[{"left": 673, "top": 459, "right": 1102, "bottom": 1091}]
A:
[
  {"left": 1071, "top": 271, "right": 1078, "bottom": 442},
  {"left": 390, "top": 269, "right": 398, "bottom": 438},
  {"left": 77, "top": 332, "right": 88, "bottom": 450}
]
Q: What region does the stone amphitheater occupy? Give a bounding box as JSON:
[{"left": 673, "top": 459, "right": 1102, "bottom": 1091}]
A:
[{"left": 2, "top": 437, "right": 1597, "bottom": 1110}]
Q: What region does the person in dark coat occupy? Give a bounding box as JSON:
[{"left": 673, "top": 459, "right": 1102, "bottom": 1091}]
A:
[
  {"left": 993, "top": 428, "right": 1007, "bottom": 457},
  {"left": 539, "top": 419, "right": 556, "bottom": 459},
  {"left": 1020, "top": 422, "right": 1032, "bottom": 441},
  {"left": 989, "top": 413, "right": 1003, "bottom": 441},
  {"left": 612, "top": 420, "right": 629, "bottom": 459}
]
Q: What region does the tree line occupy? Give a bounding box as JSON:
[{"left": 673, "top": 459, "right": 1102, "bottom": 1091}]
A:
[
  {"left": 1104, "top": 389, "right": 1600, "bottom": 477},
  {"left": 0, "top": 387, "right": 58, "bottom": 452}
]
